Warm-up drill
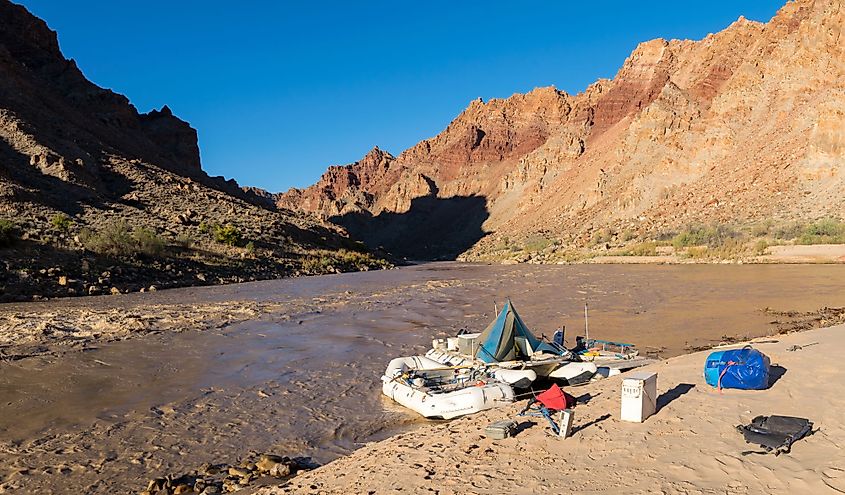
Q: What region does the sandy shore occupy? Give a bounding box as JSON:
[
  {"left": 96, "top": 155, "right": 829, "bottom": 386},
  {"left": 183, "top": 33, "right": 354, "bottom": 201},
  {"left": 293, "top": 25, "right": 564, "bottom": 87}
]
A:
[{"left": 262, "top": 323, "right": 845, "bottom": 495}]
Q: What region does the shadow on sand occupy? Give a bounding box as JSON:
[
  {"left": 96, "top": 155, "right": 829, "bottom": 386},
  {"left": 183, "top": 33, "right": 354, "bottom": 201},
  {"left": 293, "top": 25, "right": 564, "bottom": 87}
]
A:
[{"left": 657, "top": 383, "right": 696, "bottom": 412}]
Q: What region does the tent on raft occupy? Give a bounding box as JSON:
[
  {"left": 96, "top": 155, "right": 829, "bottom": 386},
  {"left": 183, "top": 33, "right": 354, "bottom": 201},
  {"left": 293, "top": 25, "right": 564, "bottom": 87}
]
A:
[{"left": 474, "top": 299, "right": 564, "bottom": 363}]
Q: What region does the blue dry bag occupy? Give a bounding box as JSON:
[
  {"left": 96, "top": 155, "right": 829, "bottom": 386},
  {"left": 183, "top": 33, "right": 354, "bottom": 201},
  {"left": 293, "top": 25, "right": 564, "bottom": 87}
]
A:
[{"left": 704, "top": 346, "right": 770, "bottom": 390}]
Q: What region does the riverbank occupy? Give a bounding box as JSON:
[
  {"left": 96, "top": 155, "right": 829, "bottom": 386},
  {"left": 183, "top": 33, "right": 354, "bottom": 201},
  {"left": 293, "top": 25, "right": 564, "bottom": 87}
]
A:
[
  {"left": 263, "top": 323, "right": 845, "bottom": 495},
  {"left": 1, "top": 263, "right": 844, "bottom": 494}
]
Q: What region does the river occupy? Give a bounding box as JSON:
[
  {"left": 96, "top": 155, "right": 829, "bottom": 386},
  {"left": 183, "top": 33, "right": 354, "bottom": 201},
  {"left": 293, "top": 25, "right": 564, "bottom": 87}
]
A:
[{"left": 1, "top": 262, "right": 844, "bottom": 493}]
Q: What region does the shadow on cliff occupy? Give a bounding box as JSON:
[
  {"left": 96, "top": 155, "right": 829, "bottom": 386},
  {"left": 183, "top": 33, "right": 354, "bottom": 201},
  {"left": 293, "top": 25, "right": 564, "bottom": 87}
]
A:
[{"left": 331, "top": 194, "right": 489, "bottom": 261}]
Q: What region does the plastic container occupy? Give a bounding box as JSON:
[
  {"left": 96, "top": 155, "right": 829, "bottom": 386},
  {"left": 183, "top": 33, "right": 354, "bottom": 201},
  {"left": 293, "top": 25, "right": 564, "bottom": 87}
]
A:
[
  {"left": 621, "top": 371, "right": 657, "bottom": 422},
  {"left": 485, "top": 420, "right": 517, "bottom": 440}
]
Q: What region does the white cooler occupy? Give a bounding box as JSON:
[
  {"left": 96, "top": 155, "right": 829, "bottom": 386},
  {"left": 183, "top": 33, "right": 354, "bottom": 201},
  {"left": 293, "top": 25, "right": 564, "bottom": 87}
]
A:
[{"left": 620, "top": 371, "right": 657, "bottom": 422}]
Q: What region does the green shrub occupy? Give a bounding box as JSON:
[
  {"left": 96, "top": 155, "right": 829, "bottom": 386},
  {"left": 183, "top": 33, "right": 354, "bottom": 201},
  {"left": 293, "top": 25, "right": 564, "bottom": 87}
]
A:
[
  {"left": 624, "top": 241, "right": 659, "bottom": 256},
  {"left": 174, "top": 233, "right": 195, "bottom": 249},
  {"left": 50, "top": 214, "right": 73, "bottom": 232},
  {"left": 754, "top": 239, "right": 770, "bottom": 255},
  {"left": 672, "top": 224, "right": 740, "bottom": 249},
  {"left": 245, "top": 241, "right": 255, "bottom": 254},
  {"left": 621, "top": 229, "right": 638, "bottom": 242},
  {"left": 302, "top": 249, "right": 390, "bottom": 273},
  {"left": 212, "top": 224, "right": 242, "bottom": 246},
  {"left": 80, "top": 221, "right": 133, "bottom": 256},
  {"left": 133, "top": 227, "right": 165, "bottom": 256},
  {"left": 771, "top": 222, "right": 803, "bottom": 240},
  {"left": 797, "top": 218, "right": 845, "bottom": 245},
  {"left": 523, "top": 235, "right": 553, "bottom": 252},
  {"left": 590, "top": 228, "right": 613, "bottom": 246},
  {"left": 0, "top": 219, "right": 17, "bottom": 247},
  {"left": 80, "top": 221, "right": 165, "bottom": 257}
]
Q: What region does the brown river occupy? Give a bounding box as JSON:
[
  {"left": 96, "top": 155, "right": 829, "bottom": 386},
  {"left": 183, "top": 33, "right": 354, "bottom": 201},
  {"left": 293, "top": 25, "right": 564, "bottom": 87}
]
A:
[{"left": 1, "top": 262, "right": 844, "bottom": 493}]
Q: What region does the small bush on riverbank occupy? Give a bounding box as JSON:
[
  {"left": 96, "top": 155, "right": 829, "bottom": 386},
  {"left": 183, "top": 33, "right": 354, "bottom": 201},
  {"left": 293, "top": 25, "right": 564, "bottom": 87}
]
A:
[
  {"left": 0, "top": 219, "right": 17, "bottom": 247},
  {"left": 797, "top": 218, "right": 845, "bottom": 245},
  {"left": 80, "top": 221, "right": 166, "bottom": 257},
  {"left": 301, "top": 249, "right": 390, "bottom": 274},
  {"left": 617, "top": 241, "right": 659, "bottom": 256},
  {"left": 590, "top": 228, "right": 613, "bottom": 246},
  {"left": 523, "top": 235, "right": 553, "bottom": 252},
  {"left": 672, "top": 224, "right": 740, "bottom": 249}
]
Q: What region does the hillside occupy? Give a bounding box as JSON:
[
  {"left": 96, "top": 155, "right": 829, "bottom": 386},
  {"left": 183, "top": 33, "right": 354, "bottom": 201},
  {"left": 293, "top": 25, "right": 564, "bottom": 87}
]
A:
[
  {"left": 0, "top": 0, "right": 386, "bottom": 302},
  {"left": 278, "top": 0, "right": 845, "bottom": 260}
]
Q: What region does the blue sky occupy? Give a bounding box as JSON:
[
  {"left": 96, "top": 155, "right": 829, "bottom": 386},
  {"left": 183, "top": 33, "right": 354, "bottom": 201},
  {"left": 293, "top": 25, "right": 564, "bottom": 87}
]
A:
[{"left": 20, "top": 1, "right": 783, "bottom": 192}]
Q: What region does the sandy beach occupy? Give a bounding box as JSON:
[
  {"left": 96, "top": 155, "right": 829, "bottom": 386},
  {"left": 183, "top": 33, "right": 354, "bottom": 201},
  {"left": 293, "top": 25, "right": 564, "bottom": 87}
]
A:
[{"left": 264, "top": 323, "right": 845, "bottom": 495}]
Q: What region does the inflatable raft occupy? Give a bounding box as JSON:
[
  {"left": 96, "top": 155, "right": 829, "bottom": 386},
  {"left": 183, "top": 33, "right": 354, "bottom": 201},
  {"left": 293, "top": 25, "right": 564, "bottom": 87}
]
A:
[{"left": 381, "top": 355, "right": 535, "bottom": 419}]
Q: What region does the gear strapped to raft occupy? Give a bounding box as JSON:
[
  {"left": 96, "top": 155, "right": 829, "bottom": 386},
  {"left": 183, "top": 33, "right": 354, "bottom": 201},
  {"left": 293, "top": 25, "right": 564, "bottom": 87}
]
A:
[{"left": 736, "top": 415, "right": 813, "bottom": 456}]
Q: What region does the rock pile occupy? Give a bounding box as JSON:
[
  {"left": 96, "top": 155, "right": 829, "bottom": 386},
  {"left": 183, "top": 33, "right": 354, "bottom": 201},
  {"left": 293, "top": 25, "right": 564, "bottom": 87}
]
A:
[{"left": 140, "top": 454, "right": 314, "bottom": 495}]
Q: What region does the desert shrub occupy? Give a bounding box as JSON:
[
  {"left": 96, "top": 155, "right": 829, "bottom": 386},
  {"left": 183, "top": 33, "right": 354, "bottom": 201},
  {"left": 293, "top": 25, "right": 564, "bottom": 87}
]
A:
[
  {"left": 302, "top": 249, "right": 390, "bottom": 274},
  {"left": 245, "top": 241, "right": 256, "bottom": 254},
  {"left": 80, "top": 221, "right": 165, "bottom": 257},
  {"left": 133, "top": 227, "right": 165, "bottom": 256},
  {"left": 750, "top": 220, "right": 773, "bottom": 237},
  {"left": 754, "top": 239, "right": 769, "bottom": 255},
  {"left": 624, "top": 241, "right": 659, "bottom": 256},
  {"left": 198, "top": 222, "right": 211, "bottom": 234},
  {"left": 590, "top": 228, "right": 613, "bottom": 246},
  {"left": 212, "top": 224, "right": 242, "bottom": 246},
  {"left": 523, "top": 235, "right": 552, "bottom": 252},
  {"left": 672, "top": 224, "right": 740, "bottom": 249},
  {"left": 707, "top": 238, "right": 749, "bottom": 259},
  {"left": 174, "top": 233, "right": 195, "bottom": 249},
  {"left": 682, "top": 246, "right": 710, "bottom": 259},
  {"left": 797, "top": 218, "right": 845, "bottom": 245},
  {"left": 80, "top": 221, "right": 133, "bottom": 255},
  {"left": 771, "top": 222, "right": 803, "bottom": 240},
  {"left": 621, "top": 229, "right": 638, "bottom": 242},
  {"left": 0, "top": 219, "right": 17, "bottom": 247},
  {"left": 50, "top": 213, "right": 73, "bottom": 232}
]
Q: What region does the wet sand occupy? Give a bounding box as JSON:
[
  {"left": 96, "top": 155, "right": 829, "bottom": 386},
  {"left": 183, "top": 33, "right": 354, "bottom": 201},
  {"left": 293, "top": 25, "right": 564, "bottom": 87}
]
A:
[{"left": 1, "top": 263, "right": 844, "bottom": 493}]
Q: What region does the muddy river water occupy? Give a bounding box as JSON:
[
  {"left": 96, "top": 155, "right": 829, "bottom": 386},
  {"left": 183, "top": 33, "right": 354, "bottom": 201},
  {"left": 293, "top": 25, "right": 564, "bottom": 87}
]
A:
[{"left": 1, "top": 263, "right": 844, "bottom": 493}]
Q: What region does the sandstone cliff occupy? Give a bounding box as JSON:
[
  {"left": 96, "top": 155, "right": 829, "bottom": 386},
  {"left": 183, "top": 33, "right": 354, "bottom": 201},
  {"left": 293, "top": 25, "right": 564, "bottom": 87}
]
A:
[
  {"left": 278, "top": 0, "right": 845, "bottom": 260},
  {"left": 0, "top": 0, "right": 384, "bottom": 301}
]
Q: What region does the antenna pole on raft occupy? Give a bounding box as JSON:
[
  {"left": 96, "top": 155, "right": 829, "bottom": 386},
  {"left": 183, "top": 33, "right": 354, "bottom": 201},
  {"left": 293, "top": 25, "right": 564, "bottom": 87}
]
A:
[
  {"left": 584, "top": 302, "right": 590, "bottom": 343},
  {"left": 494, "top": 301, "right": 498, "bottom": 317}
]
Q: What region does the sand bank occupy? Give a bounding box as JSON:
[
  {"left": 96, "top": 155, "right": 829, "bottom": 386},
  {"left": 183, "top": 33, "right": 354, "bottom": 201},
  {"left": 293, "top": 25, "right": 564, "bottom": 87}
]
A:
[{"left": 263, "top": 324, "right": 845, "bottom": 494}]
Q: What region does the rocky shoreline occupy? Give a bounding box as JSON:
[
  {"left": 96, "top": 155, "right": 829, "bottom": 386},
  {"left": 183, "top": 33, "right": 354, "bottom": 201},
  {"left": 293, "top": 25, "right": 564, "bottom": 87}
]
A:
[{"left": 140, "top": 453, "right": 315, "bottom": 495}]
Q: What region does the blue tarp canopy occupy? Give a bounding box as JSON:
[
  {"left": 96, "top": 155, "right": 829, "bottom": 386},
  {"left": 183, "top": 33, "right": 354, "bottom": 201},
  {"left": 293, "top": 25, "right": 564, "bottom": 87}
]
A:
[{"left": 475, "top": 299, "right": 561, "bottom": 363}]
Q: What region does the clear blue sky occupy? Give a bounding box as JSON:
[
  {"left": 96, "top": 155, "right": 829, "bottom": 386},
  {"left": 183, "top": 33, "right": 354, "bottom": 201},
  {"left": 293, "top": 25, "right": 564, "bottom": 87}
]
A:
[{"left": 19, "top": 1, "right": 783, "bottom": 192}]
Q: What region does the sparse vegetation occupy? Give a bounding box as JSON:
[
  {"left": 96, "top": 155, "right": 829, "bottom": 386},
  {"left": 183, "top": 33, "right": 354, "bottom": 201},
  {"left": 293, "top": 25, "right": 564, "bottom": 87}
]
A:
[
  {"left": 621, "top": 229, "right": 638, "bottom": 242},
  {"left": 80, "top": 220, "right": 166, "bottom": 257},
  {"left": 133, "top": 227, "right": 165, "bottom": 256},
  {"left": 302, "top": 249, "right": 390, "bottom": 274},
  {"left": 0, "top": 219, "right": 17, "bottom": 247},
  {"left": 174, "top": 233, "right": 195, "bottom": 249},
  {"left": 616, "top": 241, "right": 659, "bottom": 256},
  {"left": 771, "top": 222, "right": 804, "bottom": 240},
  {"left": 672, "top": 224, "right": 740, "bottom": 249},
  {"left": 523, "top": 235, "right": 553, "bottom": 253},
  {"left": 212, "top": 223, "right": 243, "bottom": 246},
  {"left": 590, "top": 228, "right": 613, "bottom": 246},
  {"left": 797, "top": 218, "right": 845, "bottom": 245},
  {"left": 50, "top": 213, "right": 73, "bottom": 233}
]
